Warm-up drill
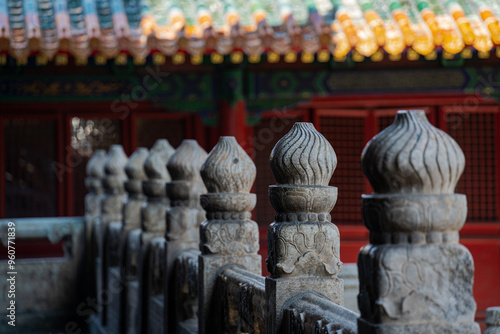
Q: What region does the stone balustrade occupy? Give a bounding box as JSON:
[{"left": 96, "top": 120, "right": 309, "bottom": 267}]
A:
[
  {"left": 81, "top": 114, "right": 495, "bottom": 334},
  {"left": 358, "top": 110, "right": 480, "bottom": 333}
]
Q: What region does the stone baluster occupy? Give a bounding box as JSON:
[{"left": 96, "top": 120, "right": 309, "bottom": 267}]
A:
[
  {"left": 95, "top": 145, "right": 128, "bottom": 324},
  {"left": 358, "top": 110, "right": 480, "bottom": 333},
  {"left": 122, "top": 147, "right": 149, "bottom": 232},
  {"left": 118, "top": 147, "right": 149, "bottom": 333},
  {"left": 265, "top": 122, "right": 343, "bottom": 333},
  {"left": 486, "top": 307, "right": 500, "bottom": 334},
  {"left": 136, "top": 139, "right": 175, "bottom": 334},
  {"left": 85, "top": 149, "right": 106, "bottom": 301},
  {"left": 198, "top": 136, "right": 261, "bottom": 334},
  {"left": 164, "top": 139, "right": 207, "bottom": 334}
]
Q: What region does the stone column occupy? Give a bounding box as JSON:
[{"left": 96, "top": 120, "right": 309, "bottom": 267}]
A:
[
  {"left": 164, "top": 139, "right": 207, "bottom": 334},
  {"left": 198, "top": 136, "right": 261, "bottom": 334},
  {"left": 120, "top": 147, "right": 148, "bottom": 333},
  {"left": 265, "top": 122, "right": 343, "bottom": 334},
  {"left": 96, "top": 145, "right": 127, "bottom": 324},
  {"left": 358, "top": 110, "right": 480, "bottom": 333},
  {"left": 136, "top": 139, "right": 175, "bottom": 334},
  {"left": 84, "top": 149, "right": 106, "bottom": 301}
]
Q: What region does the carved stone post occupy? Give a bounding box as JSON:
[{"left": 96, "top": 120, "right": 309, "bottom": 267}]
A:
[
  {"left": 85, "top": 149, "right": 106, "bottom": 301},
  {"left": 265, "top": 122, "right": 343, "bottom": 333},
  {"left": 486, "top": 307, "right": 500, "bottom": 334},
  {"left": 119, "top": 147, "right": 148, "bottom": 333},
  {"left": 164, "top": 140, "right": 207, "bottom": 334},
  {"left": 358, "top": 110, "right": 480, "bottom": 333},
  {"left": 136, "top": 139, "right": 175, "bottom": 334},
  {"left": 96, "top": 145, "right": 127, "bottom": 324},
  {"left": 198, "top": 136, "right": 261, "bottom": 334}
]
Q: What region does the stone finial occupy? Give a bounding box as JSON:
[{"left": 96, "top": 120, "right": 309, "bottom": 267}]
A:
[
  {"left": 361, "top": 110, "right": 465, "bottom": 195},
  {"left": 201, "top": 136, "right": 256, "bottom": 194},
  {"left": 267, "top": 122, "right": 341, "bottom": 277},
  {"left": 86, "top": 149, "right": 106, "bottom": 178},
  {"left": 85, "top": 149, "right": 106, "bottom": 193},
  {"left": 104, "top": 145, "right": 128, "bottom": 176},
  {"left": 270, "top": 122, "right": 337, "bottom": 187},
  {"left": 103, "top": 145, "right": 128, "bottom": 195},
  {"left": 486, "top": 307, "right": 500, "bottom": 334},
  {"left": 200, "top": 136, "right": 259, "bottom": 253},
  {"left": 167, "top": 139, "right": 208, "bottom": 181},
  {"left": 125, "top": 148, "right": 149, "bottom": 180},
  {"left": 144, "top": 139, "right": 175, "bottom": 180}
]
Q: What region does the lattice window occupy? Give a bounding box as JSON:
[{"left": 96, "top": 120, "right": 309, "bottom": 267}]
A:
[
  {"left": 136, "top": 118, "right": 186, "bottom": 149},
  {"left": 72, "top": 118, "right": 122, "bottom": 216},
  {"left": 319, "top": 116, "right": 366, "bottom": 224},
  {"left": 254, "top": 116, "right": 301, "bottom": 227},
  {"left": 5, "top": 119, "right": 57, "bottom": 217},
  {"left": 444, "top": 110, "right": 498, "bottom": 221}
]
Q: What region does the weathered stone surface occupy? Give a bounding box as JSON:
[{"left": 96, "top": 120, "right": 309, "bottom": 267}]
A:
[
  {"left": 361, "top": 110, "right": 465, "bottom": 195},
  {"left": 358, "top": 110, "right": 479, "bottom": 334},
  {"left": 198, "top": 136, "right": 261, "bottom": 334},
  {"left": 99, "top": 145, "right": 128, "bottom": 324},
  {"left": 265, "top": 122, "right": 344, "bottom": 333},
  {"left": 85, "top": 150, "right": 106, "bottom": 302},
  {"left": 135, "top": 139, "right": 175, "bottom": 334},
  {"left": 283, "top": 292, "right": 357, "bottom": 334},
  {"left": 486, "top": 307, "right": 500, "bottom": 334},
  {"left": 123, "top": 147, "right": 149, "bottom": 231},
  {"left": 164, "top": 139, "right": 208, "bottom": 334},
  {"left": 338, "top": 263, "right": 360, "bottom": 314}
]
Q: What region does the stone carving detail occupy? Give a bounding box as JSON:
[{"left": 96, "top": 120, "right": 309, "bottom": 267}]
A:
[
  {"left": 267, "top": 122, "right": 341, "bottom": 279},
  {"left": 266, "top": 122, "right": 344, "bottom": 334},
  {"left": 198, "top": 136, "right": 261, "bottom": 334},
  {"left": 361, "top": 110, "right": 465, "bottom": 195},
  {"left": 200, "top": 136, "right": 259, "bottom": 256},
  {"left": 201, "top": 136, "right": 256, "bottom": 193},
  {"left": 358, "top": 110, "right": 480, "bottom": 334},
  {"left": 270, "top": 122, "right": 336, "bottom": 187}
]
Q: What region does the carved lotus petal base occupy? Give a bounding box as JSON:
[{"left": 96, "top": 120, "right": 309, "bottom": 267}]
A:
[
  {"left": 362, "top": 194, "right": 467, "bottom": 234},
  {"left": 267, "top": 221, "right": 342, "bottom": 278},
  {"left": 269, "top": 185, "right": 337, "bottom": 216},
  {"left": 200, "top": 193, "right": 256, "bottom": 213},
  {"left": 358, "top": 243, "right": 479, "bottom": 331},
  {"left": 200, "top": 220, "right": 259, "bottom": 256}
]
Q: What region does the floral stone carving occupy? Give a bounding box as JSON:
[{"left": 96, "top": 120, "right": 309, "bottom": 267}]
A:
[
  {"left": 358, "top": 110, "right": 480, "bottom": 334},
  {"left": 265, "top": 122, "right": 344, "bottom": 334}
]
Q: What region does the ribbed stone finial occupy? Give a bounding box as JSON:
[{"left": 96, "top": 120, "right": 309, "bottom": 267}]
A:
[
  {"left": 86, "top": 149, "right": 106, "bottom": 178},
  {"left": 104, "top": 145, "right": 128, "bottom": 176},
  {"left": 167, "top": 140, "right": 208, "bottom": 181},
  {"left": 125, "top": 148, "right": 149, "bottom": 180},
  {"left": 361, "top": 110, "right": 465, "bottom": 195},
  {"left": 270, "top": 122, "right": 337, "bottom": 187},
  {"left": 144, "top": 139, "right": 175, "bottom": 180},
  {"left": 201, "top": 136, "right": 256, "bottom": 194}
]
